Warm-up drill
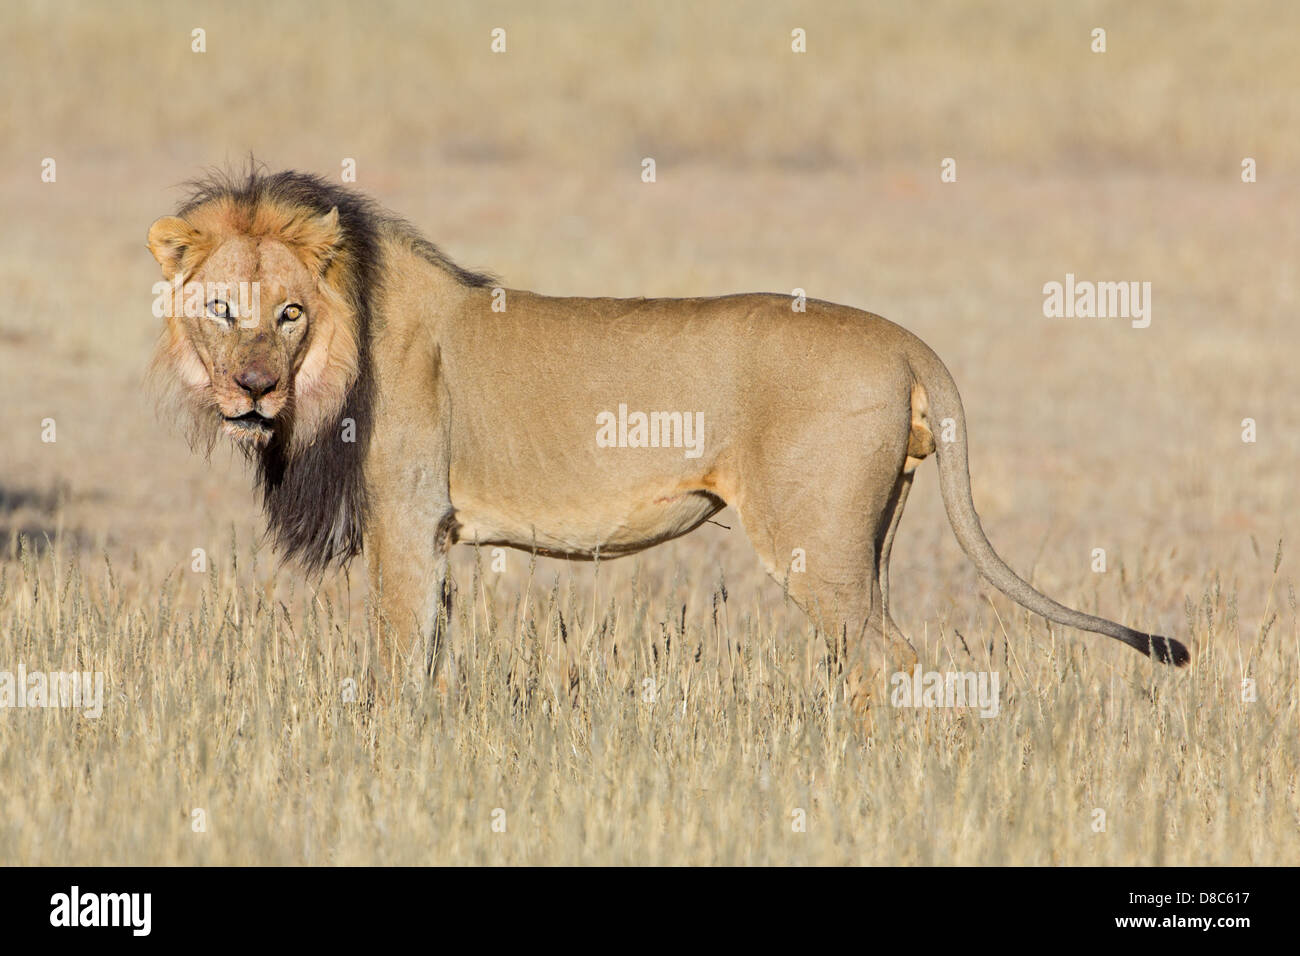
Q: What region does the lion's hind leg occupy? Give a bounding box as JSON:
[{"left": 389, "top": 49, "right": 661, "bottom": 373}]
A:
[
  {"left": 735, "top": 442, "right": 915, "bottom": 713},
  {"left": 870, "top": 469, "right": 919, "bottom": 674}
]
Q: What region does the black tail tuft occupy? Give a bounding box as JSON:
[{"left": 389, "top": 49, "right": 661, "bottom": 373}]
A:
[{"left": 1123, "top": 630, "right": 1191, "bottom": 667}]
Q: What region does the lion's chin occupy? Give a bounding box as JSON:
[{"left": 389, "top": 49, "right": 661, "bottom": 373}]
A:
[{"left": 222, "top": 412, "right": 275, "bottom": 447}]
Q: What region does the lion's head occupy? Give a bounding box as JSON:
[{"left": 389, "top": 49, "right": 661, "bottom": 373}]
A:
[
  {"left": 147, "top": 169, "right": 380, "bottom": 570},
  {"left": 148, "top": 181, "right": 365, "bottom": 453}
]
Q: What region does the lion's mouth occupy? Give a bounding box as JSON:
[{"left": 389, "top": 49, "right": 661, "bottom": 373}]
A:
[{"left": 222, "top": 410, "right": 275, "bottom": 442}]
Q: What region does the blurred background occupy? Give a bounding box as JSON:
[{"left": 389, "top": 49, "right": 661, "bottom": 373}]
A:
[{"left": 1, "top": 0, "right": 1295, "bottom": 649}]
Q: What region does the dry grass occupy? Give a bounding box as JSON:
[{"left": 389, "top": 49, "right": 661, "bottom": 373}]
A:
[
  {"left": 0, "top": 0, "right": 1297, "bottom": 864},
  {"left": 0, "top": 536, "right": 1294, "bottom": 865}
]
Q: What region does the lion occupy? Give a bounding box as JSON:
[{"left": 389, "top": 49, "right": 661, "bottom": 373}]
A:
[{"left": 147, "top": 168, "right": 1189, "bottom": 691}]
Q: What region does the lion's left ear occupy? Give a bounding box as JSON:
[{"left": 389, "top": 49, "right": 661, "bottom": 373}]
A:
[
  {"left": 147, "top": 216, "right": 198, "bottom": 280},
  {"left": 289, "top": 206, "right": 342, "bottom": 275}
]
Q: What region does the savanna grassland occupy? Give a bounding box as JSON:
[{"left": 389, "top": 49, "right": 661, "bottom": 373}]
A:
[{"left": 0, "top": 0, "right": 1296, "bottom": 864}]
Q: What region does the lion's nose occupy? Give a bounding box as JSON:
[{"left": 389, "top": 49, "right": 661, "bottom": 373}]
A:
[{"left": 235, "top": 366, "right": 279, "bottom": 400}]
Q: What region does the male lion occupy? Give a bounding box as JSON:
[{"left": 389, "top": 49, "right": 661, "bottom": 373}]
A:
[{"left": 147, "top": 169, "right": 1189, "bottom": 688}]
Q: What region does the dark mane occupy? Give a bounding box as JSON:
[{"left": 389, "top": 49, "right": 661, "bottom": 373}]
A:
[
  {"left": 175, "top": 165, "right": 494, "bottom": 572},
  {"left": 394, "top": 224, "right": 497, "bottom": 289}
]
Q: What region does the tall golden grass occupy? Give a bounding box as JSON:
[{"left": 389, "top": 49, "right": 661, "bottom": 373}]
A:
[{"left": 0, "top": 536, "right": 1293, "bottom": 865}]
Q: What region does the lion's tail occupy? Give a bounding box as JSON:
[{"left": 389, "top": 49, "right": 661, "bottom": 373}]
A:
[{"left": 908, "top": 346, "right": 1189, "bottom": 667}]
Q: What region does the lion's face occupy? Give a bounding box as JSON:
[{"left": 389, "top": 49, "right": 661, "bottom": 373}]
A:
[
  {"left": 149, "top": 204, "right": 358, "bottom": 453},
  {"left": 179, "top": 237, "right": 318, "bottom": 446}
]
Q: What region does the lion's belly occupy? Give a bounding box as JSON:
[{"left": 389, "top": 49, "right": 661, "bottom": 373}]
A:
[{"left": 452, "top": 487, "right": 724, "bottom": 559}]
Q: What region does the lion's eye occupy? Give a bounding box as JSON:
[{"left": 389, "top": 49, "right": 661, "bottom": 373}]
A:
[
  {"left": 279, "top": 303, "right": 304, "bottom": 325},
  {"left": 207, "top": 299, "right": 233, "bottom": 321}
]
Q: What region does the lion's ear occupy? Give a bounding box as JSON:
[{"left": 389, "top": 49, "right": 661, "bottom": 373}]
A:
[
  {"left": 293, "top": 206, "right": 342, "bottom": 275},
  {"left": 147, "top": 216, "right": 197, "bottom": 280}
]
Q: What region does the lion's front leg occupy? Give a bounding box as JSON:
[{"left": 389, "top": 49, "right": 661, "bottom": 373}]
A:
[{"left": 365, "top": 497, "right": 454, "bottom": 683}]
